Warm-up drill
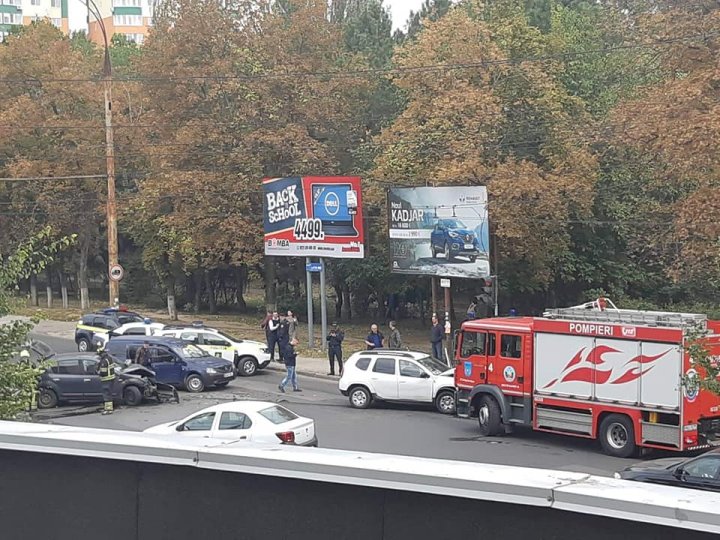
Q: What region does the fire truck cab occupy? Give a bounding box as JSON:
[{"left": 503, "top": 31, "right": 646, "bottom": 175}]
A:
[{"left": 454, "top": 299, "right": 720, "bottom": 457}]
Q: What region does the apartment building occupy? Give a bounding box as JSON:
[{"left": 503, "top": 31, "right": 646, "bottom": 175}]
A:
[
  {"left": 0, "top": 0, "right": 69, "bottom": 41},
  {"left": 87, "top": 0, "right": 154, "bottom": 45}
]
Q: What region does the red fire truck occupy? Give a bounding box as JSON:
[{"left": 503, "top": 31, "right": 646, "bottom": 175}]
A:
[{"left": 454, "top": 298, "right": 720, "bottom": 457}]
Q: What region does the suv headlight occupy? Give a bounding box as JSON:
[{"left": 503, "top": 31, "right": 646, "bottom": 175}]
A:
[
  {"left": 262, "top": 348, "right": 269, "bottom": 354},
  {"left": 448, "top": 231, "right": 460, "bottom": 238},
  {"left": 206, "top": 368, "right": 218, "bottom": 374}
]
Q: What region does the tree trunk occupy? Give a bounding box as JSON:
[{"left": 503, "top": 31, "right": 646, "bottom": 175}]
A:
[
  {"left": 264, "top": 255, "right": 277, "bottom": 311},
  {"left": 193, "top": 269, "right": 203, "bottom": 313},
  {"left": 78, "top": 235, "right": 90, "bottom": 310},
  {"left": 205, "top": 270, "right": 217, "bottom": 314},
  {"left": 334, "top": 283, "right": 343, "bottom": 320},
  {"left": 58, "top": 271, "right": 69, "bottom": 309},
  {"left": 29, "top": 275, "right": 38, "bottom": 306},
  {"left": 235, "top": 265, "right": 247, "bottom": 310},
  {"left": 342, "top": 286, "right": 352, "bottom": 321},
  {"left": 166, "top": 275, "right": 178, "bottom": 320},
  {"left": 45, "top": 268, "right": 53, "bottom": 309}
]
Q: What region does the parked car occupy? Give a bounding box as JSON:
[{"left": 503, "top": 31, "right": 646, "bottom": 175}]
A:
[
  {"left": 144, "top": 401, "right": 318, "bottom": 446},
  {"left": 430, "top": 218, "right": 480, "bottom": 262},
  {"left": 338, "top": 350, "right": 456, "bottom": 413},
  {"left": 158, "top": 323, "right": 271, "bottom": 377},
  {"left": 75, "top": 307, "right": 145, "bottom": 352},
  {"left": 615, "top": 449, "right": 720, "bottom": 492},
  {"left": 37, "top": 353, "right": 176, "bottom": 409},
  {"left": 91, "top": 320, "right": 165, "bottom": 350},
  {"left": 105, "top": 335, "right": 235, "bottom": 392}
]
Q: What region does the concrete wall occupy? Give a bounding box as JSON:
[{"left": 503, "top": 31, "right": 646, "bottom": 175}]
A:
[{"left": 0, "top": 447, "right": 716, "bottom": 540}]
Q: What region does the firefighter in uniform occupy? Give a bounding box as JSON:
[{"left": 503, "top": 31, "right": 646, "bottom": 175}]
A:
[
  {"left": 96, "top": 347, "right": 116, "bottom": 415},
  {"left": 19, "top": 349, "right": 38, "bottom": 411}
]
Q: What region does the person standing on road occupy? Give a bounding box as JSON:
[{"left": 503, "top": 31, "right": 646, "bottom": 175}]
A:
[
  {"left": 388, "top": 321, "right": 403, "bottom": 350},
  {"left": 278, "top": 338, "right": 301, "bottom": 393},
  {"left": 134, "top": 341, "right": 151, "bottom": 367},
  {"left": 365, "top": 324, "right": 384, "bottom": 350},
  {"left": 96, "top": 348, "right": 116, "bottom": 415},
  {"left": 326, "top": 323, "right": 344, "bottom": 376},
  {"left": 430, "top": 314, "right": 444, "bottom": 361},
  {"left": 266, "top": 311, "right": 281, "bottom": 362},
  {"left": 286, "top": 310, "right": 298, "bottom": 342}
]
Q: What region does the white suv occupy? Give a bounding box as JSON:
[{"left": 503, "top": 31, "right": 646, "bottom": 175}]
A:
[
  {"left": 158, "top": 324, "right": 271, "bottom": 377},
  {"left": 92, "top": 320, "right": 165, "bottom": 350},
  {"left": 339, "top": 350, "right": 456, "bottom": 414}
]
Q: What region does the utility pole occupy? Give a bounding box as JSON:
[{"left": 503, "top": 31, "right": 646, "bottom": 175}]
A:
[{"left": 86, "top": 0, "right": 119, "bottom": 306}]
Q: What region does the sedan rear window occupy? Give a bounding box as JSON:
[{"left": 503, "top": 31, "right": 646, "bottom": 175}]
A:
[{"left": 259, "top": 405, "right": 298, "bottom": 425}]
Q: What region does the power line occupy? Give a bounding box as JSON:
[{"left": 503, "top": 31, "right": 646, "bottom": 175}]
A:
[
  {"left": 0, "top": 30, "right": 717, "bottom": 85},
  {"left": 0, "top": 174, "right": 106, "bottom": 182}
]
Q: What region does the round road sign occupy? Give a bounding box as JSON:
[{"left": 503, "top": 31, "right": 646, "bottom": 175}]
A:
[{"left": 109, "top": 264, "right": 124, "bottom": 282}]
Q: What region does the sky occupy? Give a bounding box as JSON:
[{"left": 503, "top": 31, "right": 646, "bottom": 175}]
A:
[{"left": 68, "top": 0, "right": 424, "bottom": 33}]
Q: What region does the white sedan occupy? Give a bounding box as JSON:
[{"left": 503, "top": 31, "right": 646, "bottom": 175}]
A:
[{"left": 143, "top": 401, "right": 318, "bottom": 446}]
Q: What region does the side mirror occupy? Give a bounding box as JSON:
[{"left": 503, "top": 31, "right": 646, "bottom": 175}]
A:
[
  {"left": 673, "top": 467, "right": 685, "bottom": 479},
  {"left": 175, "top": 424, "right": 184, "bottom": 432},
  {"left": 420, "top": 372, "right": 430, "bottom": 379}
]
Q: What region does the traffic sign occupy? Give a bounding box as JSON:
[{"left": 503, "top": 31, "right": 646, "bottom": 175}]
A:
[
  {"left": 109, "top": 264, "right": 124, "bottom": 282},
  {"left": 306, "top": 262, "right": 323, "bottom": 273},
  {"left": 440, "top": 278, "right": 451, "bottom": 288}
]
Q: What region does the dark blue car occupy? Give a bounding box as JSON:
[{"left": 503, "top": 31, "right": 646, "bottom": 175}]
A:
[
  {"left": 430, "top": 218, "right": 480, "bottom": 262},
  {"left": 105, "top": 335, "right": 235, "bottom": 393}
]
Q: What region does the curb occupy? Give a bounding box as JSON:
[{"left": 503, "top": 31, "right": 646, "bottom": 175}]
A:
[{"left": 263, "top": 363, "right": 341, "bottom": 382}]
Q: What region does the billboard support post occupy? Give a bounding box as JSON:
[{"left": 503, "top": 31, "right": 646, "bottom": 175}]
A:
[
  {"left": 306, "top": 257, "right": 314, "bottom": 348},
  {"left": 443, "top": 281, "right": 452, "bottom": 366},
  {"left": 319, "top": 258, "right": 328, "bottom": 352},
  {"left": 431, "top": 277, "right": 439, "bottom": 315}
]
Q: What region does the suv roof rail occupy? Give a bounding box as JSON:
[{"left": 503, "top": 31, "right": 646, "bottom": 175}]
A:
[{"left": 362, "top": 350, "right": 418, "bottom": 358}]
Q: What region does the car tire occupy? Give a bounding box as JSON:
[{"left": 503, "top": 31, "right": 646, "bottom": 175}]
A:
[
  {"left": 185, "top": 374, "right": 205, "bottom": 393},
  {"left": 237, "top": 356, "right": 258, "bottom": 377},
  {"left": 444, "top": 242, "right": 454, "bottom": 261},
  {"left": 122, "top": 385, "right": 143, "bottom": 407},
  {"left": 477, "top": 395, "right": 502, "bottom": 436},
  {"left": 435, "top": 390, "right": 456, "bottom": 414},
  {"left": 599, "top": 414, "right": 636, "bottom": 458},
  {"left": 38, "top": 388, "right": 58, "bottom": 409},
  {"left": 77, "top": 338, "right": 91, "bottom": 352},
  {"left": 348, "top": 386, "right": 372, "bottom": 409}
]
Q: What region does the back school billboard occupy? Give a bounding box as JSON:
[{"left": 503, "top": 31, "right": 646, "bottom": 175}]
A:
[
  {"left": 388, "top": 186, "right": 490, "bottom": 278},
  {"left": 263, "top": 176, "right": 364, "bottom": 258}
]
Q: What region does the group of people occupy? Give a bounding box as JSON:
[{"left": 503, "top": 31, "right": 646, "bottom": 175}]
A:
[
  {"left": 363, "top": 315, "right": 446, "bottom": 361},
  {"left": 262, "top": 310, "right": 301, "bottom": 392}
]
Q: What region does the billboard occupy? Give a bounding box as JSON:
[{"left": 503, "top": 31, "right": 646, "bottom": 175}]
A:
[
  {"left": 263, "top": 176, "right": 364, "bottom": 258},
  {"left": 388, "top": 186, "right": 490, "bottom": 278}
]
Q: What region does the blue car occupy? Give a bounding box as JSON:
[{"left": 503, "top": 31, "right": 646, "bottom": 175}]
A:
[
  {"left": 430, "top": 218, "right": 480, "bottom": 262},
  {"left": 105, "top": 335, "right": 235, "bottom": 393}
]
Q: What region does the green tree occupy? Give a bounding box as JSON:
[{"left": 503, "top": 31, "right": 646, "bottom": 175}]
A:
[{"left": 0, "top": 228, "right": 74, "bottom": 419}]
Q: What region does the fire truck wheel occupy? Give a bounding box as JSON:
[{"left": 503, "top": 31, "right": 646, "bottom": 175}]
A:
[
  {"left": 599, "top": 414, "right": 636, "bottom": 458},
  {"left": 477, "top": 395, "right": 502, "bottom": 436}
]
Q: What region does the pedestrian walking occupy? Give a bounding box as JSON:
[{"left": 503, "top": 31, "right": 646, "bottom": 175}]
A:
[
  {"left": 286, "top": 310, "right": 298, "bottom": 342},
  {"left": 326, "top": 323, "right": 344, "bottom": 376},
  {"left": 266, "top": 311, "right": 281, "bottom": 362},
  {"left": 97, "top": 348, "right": 116, "bottom": 415},
  {"left": 388, "top": 320, "right": 403, "bottom": 349},
  {"left": 278, "top": 338, "right": 301, "bottom": 393},
  {"left": 430, "top": 314, "right": 444, "bottom": 361},
  {"left": 365, "top": 324, "right": 384, "bottom": 350}
]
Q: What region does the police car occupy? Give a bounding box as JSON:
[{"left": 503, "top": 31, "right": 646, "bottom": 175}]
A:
[
  {"left": 157, "top": 323, "right": 271, "bottom": 377},
  {"left": 91, "top": 320, "right": 166, "bottom": 350},
  {"left": 75, "top": 307, "right": 145, "bottom": 352}
]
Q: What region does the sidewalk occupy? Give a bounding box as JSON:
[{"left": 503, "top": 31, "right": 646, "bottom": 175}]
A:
[{"left": 263, "top": 355, "right": 340, "bottom": 381}]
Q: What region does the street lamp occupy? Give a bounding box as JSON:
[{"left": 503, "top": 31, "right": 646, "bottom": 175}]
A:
[{"left": 84, "top": 0, "right": 119, "bottom": 307}]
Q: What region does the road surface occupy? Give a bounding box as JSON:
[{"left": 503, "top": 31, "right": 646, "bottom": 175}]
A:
[{"left": 32, "top": 333, "right": 636, "bottom": 476}]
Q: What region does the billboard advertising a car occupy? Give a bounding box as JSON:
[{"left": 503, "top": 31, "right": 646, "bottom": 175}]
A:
[
  {"left": 388, "top": 186, "right": 489, "bottom": 278},
  {"left": 263, "top": 176, "right": 364, "bottom": 259}
]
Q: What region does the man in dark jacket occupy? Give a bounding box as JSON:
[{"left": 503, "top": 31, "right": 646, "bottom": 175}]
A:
[
  {"left": 430, "top": 314, "right": 444, "bottom": 361},
  {"left": 364, "top": 324, "right": 384, "bottom": 350},
  {"left": 326, "top": 323, "right": 344, "bottom": 376},
  {"left": 388, "top": 321, "right": 403, "bottom": 349},
  {"left": 278, "top": 338, "right": 301, "bottom": 393},
  {"left": 266, "top": 311, "right": 281, "bottom": 362}
]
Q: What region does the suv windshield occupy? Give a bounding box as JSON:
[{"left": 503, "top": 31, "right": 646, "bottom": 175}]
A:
[
  {"left": 181, "top": 344, "right": 208, "bottom": 358},
  {"left": 415, "top": 356, "right": 449, "bottom": 375},
  {"left": 443, "top": 219, "right": 466, "bottom": 229},
  {"left": 217, "top": 330, "right": 242, "bottom": 343}
]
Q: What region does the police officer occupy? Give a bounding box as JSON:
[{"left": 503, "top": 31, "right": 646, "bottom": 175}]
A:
[
  {"left": 326, "top": 323, "right": 344, "bottom": 376},
  {"left": 96, "top": 347, "right": 116, "bottom": 415}
]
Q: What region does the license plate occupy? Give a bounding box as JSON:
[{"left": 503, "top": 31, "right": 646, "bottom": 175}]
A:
[
  {"left": 464, "top": 244, "right": 474, "bottom": 249},
  {"left": 223, "top": 372, "right": 233, "bottom": 378}
]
